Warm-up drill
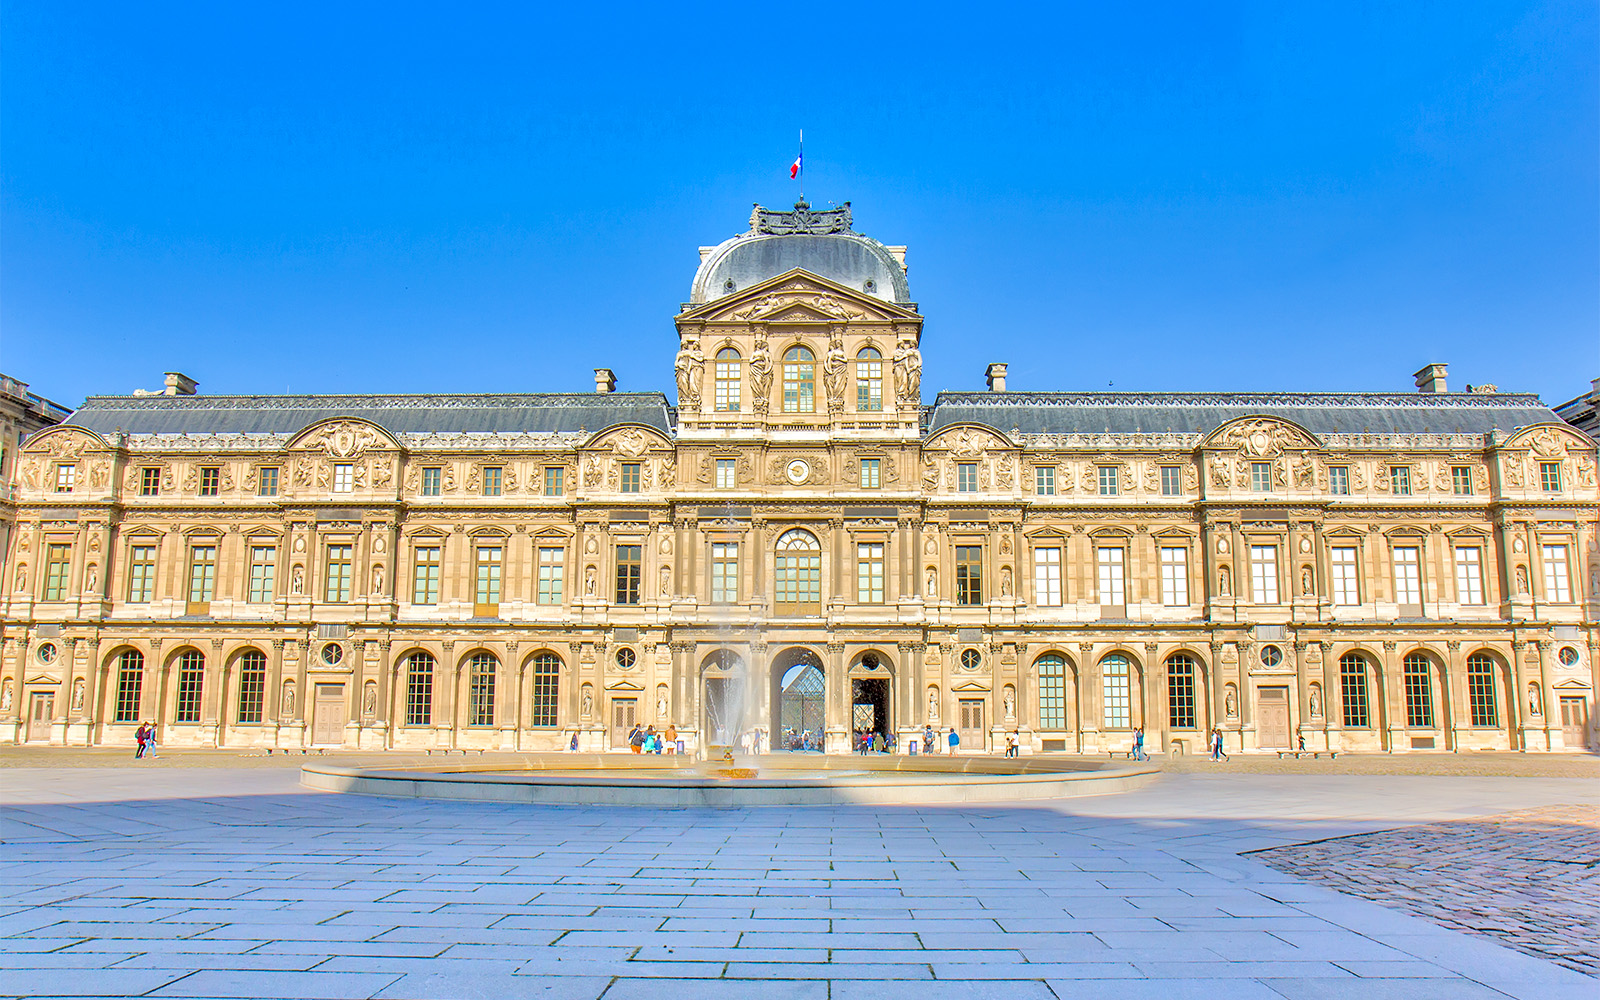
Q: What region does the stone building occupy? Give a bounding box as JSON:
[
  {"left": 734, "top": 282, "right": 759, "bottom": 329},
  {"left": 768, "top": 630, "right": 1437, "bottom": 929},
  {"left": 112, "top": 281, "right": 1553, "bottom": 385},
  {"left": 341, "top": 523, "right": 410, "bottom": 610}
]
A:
[{"left": 4, "top": 202, "right": 1597, "bottom": 753}]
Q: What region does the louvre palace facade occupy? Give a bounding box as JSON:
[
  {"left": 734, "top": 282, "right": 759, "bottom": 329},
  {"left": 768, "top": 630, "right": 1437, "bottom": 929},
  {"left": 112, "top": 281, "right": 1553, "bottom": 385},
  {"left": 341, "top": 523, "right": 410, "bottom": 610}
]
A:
[{"left": 4, "top": 201, "right": 1597, "bottom": 755}]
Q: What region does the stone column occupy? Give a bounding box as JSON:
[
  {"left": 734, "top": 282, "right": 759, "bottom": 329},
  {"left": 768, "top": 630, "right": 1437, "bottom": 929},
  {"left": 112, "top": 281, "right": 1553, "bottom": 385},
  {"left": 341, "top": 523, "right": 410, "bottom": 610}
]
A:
[
  {"left": 1079, "top": 642, "right": 1100, "bottom": 747},
  {"left": 438, "top": 640, "right": 457, "bottom": 749},
  {"left": 1535, "top": 639, "right": 1556, "bottom": 750},
  {"left": 1319, "top": 641, "right": 1338, "bottom": 751},
  {"left": 1444, "top": 640, "right": 1466, "bottom": 751},
  {"left": 1382, "top": 640, "right": 1402, "bottom": 751},
  {"left": 206, "top": 637, "right": 226, "bottom": 748},
  {"left": 1144, "top": 642, "right": 1163, "bottom": 749},
  {"left": 1210, "top": 640, "right": 1227, "bottom": 749},
  {"left": 825, "top": 641, "right": 848, "bottom": 753}
]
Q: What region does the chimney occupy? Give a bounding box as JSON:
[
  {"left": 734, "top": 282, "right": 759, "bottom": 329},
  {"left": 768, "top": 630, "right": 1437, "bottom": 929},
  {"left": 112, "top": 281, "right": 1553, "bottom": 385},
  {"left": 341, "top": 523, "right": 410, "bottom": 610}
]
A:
[
  {"left": 163, "top": 372, "right": 198, "bottom": 396},
  {"left": 1412, "top": 363, "right": 1447, "bottom": 394},
  {"left": 594, "top": 368, "right": 616, "bottom": 394},
  {"left": 986, "top": 363, "right": 1008, "bottom": 392},
  {"left": 1589, "top": 376, "right": 1600, "bottom": 403}
]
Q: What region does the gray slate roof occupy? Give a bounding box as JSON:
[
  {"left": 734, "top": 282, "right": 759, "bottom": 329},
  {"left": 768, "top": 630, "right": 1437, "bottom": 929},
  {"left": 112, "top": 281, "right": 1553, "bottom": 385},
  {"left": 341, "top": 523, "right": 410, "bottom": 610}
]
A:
[
  {"left": 64, "top": 393, "right": 674, "bottom": 437},
  {"left": 925, "top": 392, "right": 1562, "bottom": 438}
]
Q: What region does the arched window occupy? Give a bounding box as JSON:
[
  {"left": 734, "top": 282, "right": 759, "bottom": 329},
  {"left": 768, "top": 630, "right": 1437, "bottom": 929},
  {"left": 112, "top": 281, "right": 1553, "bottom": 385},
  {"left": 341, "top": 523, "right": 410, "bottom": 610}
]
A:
[
  {"left": 782, "top": 345, "right": 815, "bottom": 413},
  {"left": 1403, "top": 652, "right": 1434, "bottom": 728},
  {"left": 1101, "top": 654, "right": 1131, "bottom": 728},
  {"left": 1167, "top": 654, "right": 1197, "bottom": 729},
  {"left": 236, "top": 649, "right": 268, "bottom": 724},
  {"left": 714, "top": 348, "right": 741, "bottom": 412},
  {"left": 1467, "top": 653, "right": 1498, "bottom": 727},
  {"left": 530, "top": 653, "right": 560, "bottom": 727},
  {"left": 774, "top": 529, "right": 822, "bottom": 614},
  {"left": 405, "top": 652, "right": 436, "bottom": 726},
  {"left": 468, "top": 653, "right": 497, "bottom": 727},
  {"left": 113, "top": 650, "right": 144, "bottom": 723},
  {"left": 1339, "top": 653, "right": 1370, "bottom": 728},
  {"left": 174, "top": 650, "right": 205, "bottom": 723},
  {"left": 1037, "top": 654, "right": 1068, "bottom": 729},
  {"left": 856, "top": 347, "right": 883, "bottom": 411}
]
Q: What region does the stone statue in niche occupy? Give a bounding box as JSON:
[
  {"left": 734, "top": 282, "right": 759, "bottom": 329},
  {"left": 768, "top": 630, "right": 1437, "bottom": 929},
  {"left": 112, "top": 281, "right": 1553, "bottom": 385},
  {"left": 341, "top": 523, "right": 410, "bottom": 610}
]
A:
[
  {"left": 927, "top": 687, "right": 940, "bottom": 722},
  {"left": 13, "top": 564, "right": 26, "bottom": 593},
  {"left": 892, "top": 338, "right": 922, "bottom": 402},
  {"left": 372, "top": 565, "right": 384, "bottom": 593},
  {"left": 657, "top": 690, "right": 668, "bottom": 719},
  {"left": 1515, "top": 565, "right": 1529, "bottom": 594},
  {"left": 1003, "top": 687, "right": 1015, "bottom": 721},
  {"left": 71, "top": 678, "right": 85, "bottom": 713},
  {"left": 584, "top": 565, "right": 597, "bottom": 595},
  {"left": 749, "top": 341, "right": 773, "bottom": 414},
  {"left": 281, "top": 680, "right": 296, "bottom": 718},
  {"left": 1528, "top": 684, "right": 1542, "bottom": 716},
  {"left": 659, "top": 565, "right": 671, "bottom": 598},
  {"left": 1000, "top": 566, "right": 1013, "bottom": 597},
  {"left": 290, "top": 565, "right": 304, "bottom": 595},
  {"left": 1309, "top": 686, "right": 1322, "bottom": 718},
  {"left": 363, "top": 683, "right": 377, "bottom": 718},
  {"left": 1, "top": 684, "right": 11, "bottom": 713},
  {"left": 581, "top": 686, "right": 593, "bottom": 719},
  {"left": 1301, "top": 567, "right": 1313, "bottom": 595},
  {"left": 926, "top": 567, "right": 938, "bottom": 599},
  {"left": 823, "top": 331, "right": 848, "bottom": 412},
  {"left": 1225, "top": 686, "right": 1239, "bottom": 718},
  {"left": 1218, "top": 566, "right": 1231, "bottom": 596},
  {"left": 85, "top": 563, "right": 98, "bottom": 593}
]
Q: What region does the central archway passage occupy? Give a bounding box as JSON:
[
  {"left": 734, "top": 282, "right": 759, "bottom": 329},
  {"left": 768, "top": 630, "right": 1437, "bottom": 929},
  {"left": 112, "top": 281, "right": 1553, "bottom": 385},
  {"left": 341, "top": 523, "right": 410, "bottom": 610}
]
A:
[{"left": 773, "top": 649, "right": 825, "bottom": 751}]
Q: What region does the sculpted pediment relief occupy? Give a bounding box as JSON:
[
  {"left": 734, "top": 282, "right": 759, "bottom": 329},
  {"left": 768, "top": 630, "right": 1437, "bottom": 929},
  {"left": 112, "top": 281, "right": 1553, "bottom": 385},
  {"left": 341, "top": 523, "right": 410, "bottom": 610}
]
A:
[
  {"left": 1207, "top": 416, "right": 1322, "bottom": 456},
  {"left": 928, "top": 425, "right": 1013, "bottom": 456},
  {"left": 287, "top": 419, "right": 397, "bottom": 459},
  {"left": 587, "top": 425, "right": 672, "bottom": 457},
  {"left": 22, "top": 426, "right": 110, "bottom": 457},
  {"left": 1507, "top": 423, "right": 1592, "bottom": 458}
]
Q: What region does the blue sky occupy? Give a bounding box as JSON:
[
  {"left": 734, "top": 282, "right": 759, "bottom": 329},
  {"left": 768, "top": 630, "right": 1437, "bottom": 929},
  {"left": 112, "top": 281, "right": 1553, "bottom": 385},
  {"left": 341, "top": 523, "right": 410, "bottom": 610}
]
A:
[{"left": 3, "top": 1, "right": 1596, "bottom": 408}]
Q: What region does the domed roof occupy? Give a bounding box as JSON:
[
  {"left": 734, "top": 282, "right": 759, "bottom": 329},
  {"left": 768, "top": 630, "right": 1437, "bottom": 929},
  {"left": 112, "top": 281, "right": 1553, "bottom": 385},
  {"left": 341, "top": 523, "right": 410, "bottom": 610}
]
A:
[{"left": 690, "top": 202, "right": 910, "bottom": 305}]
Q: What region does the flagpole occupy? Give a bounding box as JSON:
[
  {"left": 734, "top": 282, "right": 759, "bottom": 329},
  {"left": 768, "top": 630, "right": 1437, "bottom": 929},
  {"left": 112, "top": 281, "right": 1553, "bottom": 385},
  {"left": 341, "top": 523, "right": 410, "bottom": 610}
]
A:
[{"left": 798, "top": 128, "right": 804, "bottom": 203}]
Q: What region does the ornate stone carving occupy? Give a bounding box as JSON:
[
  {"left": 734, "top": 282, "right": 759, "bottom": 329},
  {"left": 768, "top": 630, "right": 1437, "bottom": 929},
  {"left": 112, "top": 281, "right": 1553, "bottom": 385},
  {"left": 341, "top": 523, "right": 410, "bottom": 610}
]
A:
[{"left": 750, "top": 200, "right": 853, "bottom": 236}]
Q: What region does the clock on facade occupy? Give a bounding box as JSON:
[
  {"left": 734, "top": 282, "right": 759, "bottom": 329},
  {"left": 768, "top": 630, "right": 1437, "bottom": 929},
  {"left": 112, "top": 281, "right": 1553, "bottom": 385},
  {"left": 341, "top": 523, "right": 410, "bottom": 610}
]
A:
[{"left": 785, "top": 459, "right": 810, "bottom": 484}]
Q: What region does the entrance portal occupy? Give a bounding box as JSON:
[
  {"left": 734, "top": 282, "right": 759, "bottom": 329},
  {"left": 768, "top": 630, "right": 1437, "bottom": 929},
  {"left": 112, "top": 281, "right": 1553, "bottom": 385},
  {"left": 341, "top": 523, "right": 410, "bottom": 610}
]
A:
[
  {"left": 312, "top": 684, "right": 345, "bottom": 746},
  {"left": 852, "top": 677, "right": 890, "bottom": 741},
  {"left": 1560, "top": 696, "right": 1589, "bottom": 748},
  {"left": 1258, "top": 686, "right": 1290, "bottom": 749},
  {"left": 777, "top": 655, "right": 825, "bottom": 751},
  {"left": 26, "top": 692, "right": 53, "bottom": 743}
]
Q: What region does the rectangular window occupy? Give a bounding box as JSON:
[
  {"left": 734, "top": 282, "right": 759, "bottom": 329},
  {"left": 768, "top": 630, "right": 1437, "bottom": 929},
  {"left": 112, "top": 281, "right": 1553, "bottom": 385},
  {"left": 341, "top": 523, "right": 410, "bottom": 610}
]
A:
[
  {"left": 257, "top": 467, "right": 279, "bottom": 497},
  {"left": 127, "top": 545, "right": 156, "bottom": 603},
  {"left": 716, "top": 458, "right": 737, "bottom": 489},
  {"left": 1038, "top": 656, "right": 1067, "bottom": 729},
  {"left": 248, "top": 546, "right": 276, "bottom": 603},
  {"left": 199, "top": 467, "right": 220, "bottom": 496},
  {"left": 1454, "top": 547, "right": 1484, "bottom": 605},
  {"left": 710, "top": 542, "right": 738, "bottom": 604},
  {"left": 188, "top": 545, "right": 217, "bottom": 602},
  {"left": 957, "top": 463, "right": 978, "bottom": 492},
  {"left": 1467, "top": 656, "right": 1498, "bottom": 728},
  {"left": 544, "top": 466, "right": 564, "bottom": 496},
  {"left": 1540, "top": 462, "right": 1562, "bottom": 492},
  {"left": 140, "top": 467, "right": 161, "bottom": 496},
  {"left": 1340, "top": 657, "right": 1370, "bottom": 728},
  {"left": 54, "top": 464, "right": 76, "bottom": 492},
  {"left": 1098, "top": 466, "right": 1119, "bottom": 496},
  {"left": 1391, "top": 546, "right": 1421, "bottom": 605},
  {"left": 406, "top": 661, "right": 433, "bottom": 726},
  {"left": 619, "top": 463, "right": 641, "bottom": 493},
  {"left": 1161, "top": 466, "right": 1183, "bottom": 496},
  {"left": 859, "top": 458, "right": 880, "bottom": 490},
  {"left": 715, "top": 352, "right": 741, "bottom": 412},
  {"left": 1251, "top": 462, "right": 1272, "bottom": 492},
  {"left": 421, "top": 467, "right": 442, "bottom": 496},
  {"left": 332, "top": 463, "right": 354, "bottom": 493},
  {"left": 475, "top": 547, "right": 503, "bottom": 605},
  {"left": 1033, "top": 547, "right": 1062, "bottom": 606},
  {"left": 536, "top": 547, "right": 564, "bottom": 605},
  {"left": 615, "top": 544, "right": 641, "bottom": 604},
  {"left": 412, "top": 546, "right": 440, "bottom": 605},
  {"left": 1328, "top": 466, "right": 1349, "bottom": 495},
  {"left": 481, "top": 466, "right": 502, "bottom": 496},
  {"left": 1452, "top": 466, "right": 1474, "bottom": 496},
  {"left": 1250, "top": 545, "right": 1279, "bottom": 604},
  {"left": 1389, "top": 466, "right": 1411, "bottom": 495},
  {"left": 44, "top": 544, "right": 71, "bottom": 600},
  {"left": 1160, "top": 547, "right": 1188, "bottom": 606},
  {"left": 955, "top": 545, "right": 983, "bottom": 605},
  {"left": 1097, "top": 547, "right": 1125, "bottom": 606},
  {"left": 1035, "top": 466, "right": 1055, "bottom": 496},
  {"left": 1542, "top": 544, "right": 1571, "bottom": 602},
  {"left": 114, "top": 660, "right": 143, "bottom": 723},
  {"left": 1331, "top": 546, "right": 1360, "bottom": 605},
  {"left": 856, "top": 353, "right": 883, "bottom": 411},
  {"left": 857, "top": 542, "right": 885, "bottom": 604},
  {"left": 325, "top": 545, "right": 353, "bottom": 603}
]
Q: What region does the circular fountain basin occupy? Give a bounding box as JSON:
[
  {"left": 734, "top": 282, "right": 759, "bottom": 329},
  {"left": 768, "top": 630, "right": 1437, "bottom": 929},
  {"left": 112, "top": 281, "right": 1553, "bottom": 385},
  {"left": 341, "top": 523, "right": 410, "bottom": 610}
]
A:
[{"left": 300, "top": 754, "right": 1159, "bottom": 807}]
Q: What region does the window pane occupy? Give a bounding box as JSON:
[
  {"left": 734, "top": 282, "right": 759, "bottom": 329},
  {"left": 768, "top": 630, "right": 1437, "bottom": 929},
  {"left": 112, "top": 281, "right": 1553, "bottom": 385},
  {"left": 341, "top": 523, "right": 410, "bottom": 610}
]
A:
[
  {"left": 236, "top": 650, "right": 267, "bottom": 723},
  {"left": 859, "top": 459, "right": 880, "bottom": 489},
  {"left": 188, "top": 546, "right": 216, "bottom": 602},
  {"left": 468, "top": 654, "right": 496, "bottom": 726},
  {"left": 476, "top": 547, "right": 502, "bottom": 604},
  {"left": 857, "top": 543, "right": 884, "bottom": 604},
  {"left": 405, "top": 654, "right": 434, "bottom": 726},
  {"left": 1161, "top": 466, "right": 1182, "bottom": 496},
  {"left": 1038, "top": 655, "right": 1067, "bottom": 729},
  {"left": 537, "top": 547, "right": 564, "bottom": 605},
  {"left": 716, "top": 459, "right": 736, "bottom": 489},
  {"left": 1390, "top": 466, "right": 1410, "bottom": 495},
  {"left": 1033, "top": 547, "right": 1062, "bottom": 606},
  {"left": 1542, "top": 544, "right": 1571, "bottom": 601},
  {"left": 711, "top": 542, "right": 738, "bottom": 604},
  {"left": 1467, "top": 654, "right": 1498, "bottom": 727},
  {"left": 1097, "top": 548, "right": 1125, "bottom": 605},
  {"left": 1101, "top": 655, "right": 1131, "bottom": 728},
  {"left": 615, "top": 545, "right": 641, "bottom": 604},
  {"left": 957, "top": 463, "right": 977, "bottom": 492},
  {"left": 413, "top": 547, "right": 440, "bottom": 605},
  {"left": 1339, "top": 654, "right": 1369, "bottom": 728},
  {"left": 44, "top": 544, "right": 72, "bottom": 600},
  {"left": 1331, "top": 547, "right": 1360, "bottom": 605},
  {"left": 128, "top": 545, "right": 156, "bottom": 603},
  {"left": 1403, "top": 653, "right": 1434, "bottom": 727},
  {"left": 1452, "top": 466, "right": 1473, "bottom": 495},
  {"left": 782, "top": 346, "right": 815, "bottom": 412},
  {"left": 325, "top": 545, "right": 352, "bottom": 603},
  {"left": 1251, "top": 462, "right": 1272, "bottom": 492},
  {"left": 1454, "top": 547, "right": 1483, "bottom": 605},
  {"left": 1167, "top": 655, "right": 1196, "bottom": 728},
  {"left": 1392, "top": 547, "right": 1420, "bottom": 604},
  {"left": 1250, "top": 545, "right": 1278, "bottom": 604},
  {"left": 955, "top": 546, "right": 982, "bottom": 605},
  {"left": 1035, "top": 466, "right": 1055, "bottom": 495},
  {"left": 544, "top": 467, "right": 564, "bottom": 495},
  {"left": 421, "top": 468, "right": 441, "bottom": 496},
  {"left": 1540, "top": 462, "right": 1561, "bottom": 492},
  {"left": 175, "top": 651, "right": 205, "bottom": 723},
  {"left": 715, "top": 350, "right": 741, "bottom": 412},
  {"left": 114, "top": 651, "right": 144, "bottom": 723},
  {"left": 1098, "top": 466, "right": 1118, "bottom": 495},
  {"left": 1329, "top": 467, "right": 1349, "bottom": 495},
  {"left": 248, "top": 547, "right": 276, "bottom": 603},
  {"left": 1160, "top": 547, "right": 1188, "bottom": 606},
  {"left": 530, "top": 654, "right": 560, "bottom": 727}
]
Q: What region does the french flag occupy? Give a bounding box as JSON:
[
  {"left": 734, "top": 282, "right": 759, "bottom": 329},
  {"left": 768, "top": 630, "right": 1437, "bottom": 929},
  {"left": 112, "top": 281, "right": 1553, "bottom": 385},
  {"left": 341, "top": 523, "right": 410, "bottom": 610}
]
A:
[{"left": 790, "top": 151, "right": 803, "bottom": 179}]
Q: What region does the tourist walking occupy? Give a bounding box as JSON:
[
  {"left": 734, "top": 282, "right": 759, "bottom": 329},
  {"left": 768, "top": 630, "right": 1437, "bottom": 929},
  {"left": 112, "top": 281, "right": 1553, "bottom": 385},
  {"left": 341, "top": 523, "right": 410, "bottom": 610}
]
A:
[
  {"left": 628, "top": 724, "right": 645, "bottom": 754},
  {"left": 134, "top": 722, "right": 150, "bottom": 759},
  {"left": 1132, "top": 727, "right": 1148, "bottom": 761},
  {"left": 871, "top": 731, "right": 885, "bottom": 753},
  {"left": 947, "top": 727, "right": 960, "bottom": 755},
  {"left": 1005, "top": 732, "right": 1018, "bottom": 758}
]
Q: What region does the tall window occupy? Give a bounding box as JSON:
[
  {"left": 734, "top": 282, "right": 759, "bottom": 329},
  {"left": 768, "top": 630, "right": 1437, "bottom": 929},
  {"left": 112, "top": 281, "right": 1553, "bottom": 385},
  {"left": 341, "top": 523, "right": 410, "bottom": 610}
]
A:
[
  {"left": 1454, "top": 546, "right": 1484, "bottom": 605},
  {"left": 468, "top": 653, "right": 496, "bottom": 726},
  {"left": 1251, "top": 462, "right": 1272, "bottom": 492},
  {"left": 957, "top": 463, "right": 978, "bottom": 492},
  {"left": 855, "top": 347, "right": 883, "bottom": 411},
  {"left": 1331, "top": 546, "right": 1360, "bottom": 605},
  {"left": 113, "top": 650, "right": 144, "bottom": 723},
  {"left": 530, "top": 653, "right": 560, "bottom": 726},
  {"left": 774, "top": 529, "right": 821, "bottom": 614},
  {"left": 1542, "top": 544, "right": 1571, "bottom": 602},
  {"left": 421, "top": 467, "right": 442, "bottom": 496},
  {"left": 1392, "top": 546, "right": 1421, "bottom": 605},
  {"left": 481, "top": 467, "right": 502, "bottom": 496},
  {"left": 405, "top": 653, "right": 435, "bottom": 726},
  {"left": 1161, "top": 466, "right": 1183, "bottom": 496},
  {"left": 536, "top": 547, "right": 564, "bottom": 605},
  {"left": 248, "top": 546, "right": 276, "bottom": 603},
  {"left": 1101, "top": 654, "right": 1131, "bottom": 728},
  {"left": 55, "top": 464, "right": 76, "bottom": 492},
  {"left": 412, "top": 546, "right": 441, "bottom": 605},
  {"left": 1097, "top": 547, "right": 1125, "bottom": 606},
  {"left": 236, "top": 650, "right": 267, "bottom": 724},
  {"left": 1167, "top": 654, "right": 1197, "bottom": 729},
  {"left": 1452, "top": 466, "right": 1473, "bottom": 495},
  {"left": 332, "top": 463, "right": 354, "bottom": 492},
  {"left": 716, "top": 458, "right": 736, "bottom": 489},
  {"left": 544, "top": 466, "right": 564, "bottom": 496},
  {"left": 174, "top": 650, "right": 205, "bottom": 723},
  {"left": 711, "top": 542, "right": 738, "bottom": 604},
  {"left": 614, "top": 545, "right": 642, "bottom": 605},
  {"left": 199, "top": 467, "right": 220, "bottom": 496},
  {"left": 44, "top": 544, "right": 71, "bottom": 600},
  {"left": 1098, "top": 466, "right": 1119, "bottom": 495},
  {"left": 140, "top": 467, "right": 161, "bottom": 496},
  {"left": 1038, "top": 654, "right": 1068, "bottom": 729},
  {"left": 1403, "top": 653, "right": 1434, "bottom": 727},
  {"left": 619, "top": 463, "right": 641, "bottom": 493},
  {"left": 475, "top": 547, "right": 502, "bottom": 605},
  {"left": 325, "top": 545, "right": 353, "bottom": 603},
  {"left": 128, "top": 545, "right": 156, "bottom": 603},
  {"left": 1539, "top": 462, "right": 1562, "bottom": 492},
  {"left": 1467, "top": 653, "right": 1498, "bottom": 727},
  {"left": 1328, "top": 466, "right": 1349, "bottom": 495},
  {"left": 1389, "top": 465, "right": 1411, "bottom": 495},
  {"left": 1035, "top": 466, "right": 1056, "bottom": 496},
  {"left": 1160, "top": 547, "right": 1188, "bottom": 606},
  {"left": 188, "top": 545, "right": 217, "bottom": 602},
  {"left": 859, "top": 458, "right": 880, "bottom": 489},
  {"left": 1339, "top": 654, "right": 1370, "bottom": 728},
  {"left": 258, "top": 467, "right": 279, "bottom": 497},
  {"left": 1250, "top": 545, "right": 1279, "bottom": 604},
  {"left": 856, "top": 542, "right": 885, "bottom": 604},
  {"left": 782, "top": 345, "right": 815, "bottom": 412},
  {"left": 714, "top": 348, "right": 741, "bottom": 411},
  {"left": 1034, "top": 547, "right": 1062, "bottom": 606},
  {"left": 955, "top": 546, "right": 983, "bottom": 605}
]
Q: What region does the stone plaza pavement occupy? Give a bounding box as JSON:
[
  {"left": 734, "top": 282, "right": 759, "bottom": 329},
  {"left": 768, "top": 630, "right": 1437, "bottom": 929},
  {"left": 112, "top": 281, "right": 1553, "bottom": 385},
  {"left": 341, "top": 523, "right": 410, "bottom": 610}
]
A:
[{"left": 2, "top": 763, "right": 1598, "bottom": 1000}]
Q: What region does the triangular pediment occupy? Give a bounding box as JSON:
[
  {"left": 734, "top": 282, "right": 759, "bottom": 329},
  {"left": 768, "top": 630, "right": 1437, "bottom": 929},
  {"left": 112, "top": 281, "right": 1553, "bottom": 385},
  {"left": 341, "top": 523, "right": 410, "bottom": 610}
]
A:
[
  {"left": 679, "top": 269, "right": 920, "bottom": 325},
  {"left": 605, "top": 679, "right": 646, "bottom": 692},
  {"left": 950, "top": 679, "right": 991, "bottom": 692}
]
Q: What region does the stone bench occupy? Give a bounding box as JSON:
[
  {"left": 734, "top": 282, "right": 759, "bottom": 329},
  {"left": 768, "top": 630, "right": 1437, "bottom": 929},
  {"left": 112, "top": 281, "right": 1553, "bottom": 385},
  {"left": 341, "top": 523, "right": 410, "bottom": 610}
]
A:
[{"left": 1276, "top": 750, "right": 1338, "bottom": 760}]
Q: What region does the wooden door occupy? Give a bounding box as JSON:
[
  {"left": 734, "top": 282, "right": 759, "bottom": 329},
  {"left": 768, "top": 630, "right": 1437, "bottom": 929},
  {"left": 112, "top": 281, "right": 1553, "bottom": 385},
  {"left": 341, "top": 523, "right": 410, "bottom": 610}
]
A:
[
  {"left": 1257, "top": 687, "right": 1290, "bottom": 749},
  {"left": 611, "top": 698, "right": 637, "bottom": 750},
  {"left": 26, "top": 693, "right": 53, "bottom": 743},
  {"left": 1560, "top": 697, "right": 1589, "bottom": 749},
  {"left": 312, "top": 684, "right": 345, "bottom": 746},
  {"left": 958, "top": 698, "right": 985, "bottom": 752}
]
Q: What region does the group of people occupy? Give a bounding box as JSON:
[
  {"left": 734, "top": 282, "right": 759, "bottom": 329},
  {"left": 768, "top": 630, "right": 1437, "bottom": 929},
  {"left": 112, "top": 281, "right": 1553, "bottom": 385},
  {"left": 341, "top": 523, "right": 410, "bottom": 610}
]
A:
[
  {"left": 133, "top": 722, "right": 158, "bottom": 759},
  {"left": 854, "top": 729, "right": 897, "bottom": 754},
  {"left": 1208, "top": 727, "right": 1230, "bottom": 761},
  {"left": 626, "top": 723, "right": 680, "bottom": 754}
]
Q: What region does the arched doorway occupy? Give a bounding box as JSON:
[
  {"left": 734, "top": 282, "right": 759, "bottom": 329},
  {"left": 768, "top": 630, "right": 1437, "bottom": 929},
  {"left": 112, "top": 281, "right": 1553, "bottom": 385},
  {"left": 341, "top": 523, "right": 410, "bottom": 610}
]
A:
[
  {"left": 849, "top": 650, "right": 893, "bottom": 746},
  {"left": 773, "top": 648, "right": 825, "bottom": 751}
]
